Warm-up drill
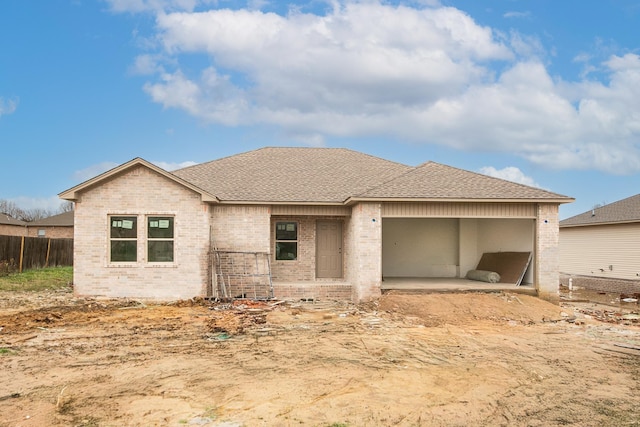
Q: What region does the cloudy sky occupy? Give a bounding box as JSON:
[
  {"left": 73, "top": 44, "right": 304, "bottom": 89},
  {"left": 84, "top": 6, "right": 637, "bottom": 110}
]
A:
[{"left": 1, "top": 0, "right": 639, "bottom": 219}]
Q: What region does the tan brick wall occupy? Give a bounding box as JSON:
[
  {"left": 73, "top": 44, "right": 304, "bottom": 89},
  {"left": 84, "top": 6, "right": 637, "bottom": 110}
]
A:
[
  {"left": 0, "top": 224, "right": 26, "bottom": 237},
  {"left": 270, "top": 216, "right": 348, "bottom": 282},
  {"left": 272, "top": 283, "right": 352, "bottom": 300},
  {"left": 73, "top": 166, "right": 210, "bottom": 300},
  {"left": 211, "top": 205, "right": 270, "bottom": 252},
  {"left": 347, "top": 202, "right": 382, "bottom": 302},
  {"left": 271, "top": 216, "right": 314, "bottom": 282},
  {"left": 535, "top": 203, "right": 560, "bottom": 303},
  {"left": 25, "top": 226, "right": 74, "bottom": 239}
]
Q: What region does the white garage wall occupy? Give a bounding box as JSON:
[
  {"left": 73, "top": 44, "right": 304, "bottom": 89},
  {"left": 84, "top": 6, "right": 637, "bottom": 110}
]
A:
[
  {"left": 383, "top": 218, "right": 535, "bottom": 282},
  {"left": 475, "top": 218, "right": 535, "bottom": 283},
  {"left": 382, "top": 218, "right": 459, "bottom": 277}
]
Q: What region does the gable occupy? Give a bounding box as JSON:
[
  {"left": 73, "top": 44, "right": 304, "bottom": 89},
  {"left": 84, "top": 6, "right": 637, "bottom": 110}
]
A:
[{"left": 59, "top": 158, "right": 218, "bottom": 203}]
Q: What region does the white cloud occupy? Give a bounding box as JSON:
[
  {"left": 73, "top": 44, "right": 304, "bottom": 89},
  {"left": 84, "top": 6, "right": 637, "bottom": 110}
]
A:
[
  {"left": 9, "top": 196, "right": 66, "bottom": 213},
  {"left": 73, "top": 162, "right": 119, "bottom": 182},
  {"left": 123, "top": 1, "right": 640, "bottom": 175},
  {"left": 503, "top": 11, "right": 531, "bottom": 19},
  {"left": 105, "top": 0, "right": 203, "bottom": 13},
  {"left": 0, "top": 97, "right": 18, "bottom": 117},
  {"left": 152, "top": 160, "right": 198, "bottom": 170},
  {"left": 129, "top": 54, "right": 165, "bottom": 75},
  {"left": 247, "top": 0, "right": 269, "bottom": 11},
  {"left": 479, "top": 166, "right": 540, "bottom": 187}
]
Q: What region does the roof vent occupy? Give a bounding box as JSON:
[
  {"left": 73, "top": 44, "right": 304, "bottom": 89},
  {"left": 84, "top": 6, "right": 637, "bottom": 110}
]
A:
[{"left": 591, "top": 209, "right": 595, "bottom": 217}]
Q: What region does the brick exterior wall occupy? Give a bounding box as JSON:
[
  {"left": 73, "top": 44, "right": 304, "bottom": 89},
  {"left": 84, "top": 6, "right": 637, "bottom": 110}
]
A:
[
  {"left": 535, "top": 203, "right": 560, "bottom": 303},
  {"left": 210, "top": 205, "right": 271, "bottom": 299},
  {"left": 272, "top": 283, "right": 352, "bottom": 300},
  {"left": 0, "top": 224, "right": 26, "bottom": 237},
  {"left": 560, "top": 273, "right": 640, "bottom": 295},
  {"left": 347, "top": 202, "right": 382, "bottom": 302},
  {"left": 270, "top": 216, "right": 316, "bottom": 282},
  {"left": 25, "top": 226, "right": 74, "bottom": 239},
  {"left": 211, "top": 205, "right": 270, "bottom": 252},
  {"left": 268, "top": 215, "right": 351, "bottom": 301},
  {"left": 73, "top": 166, "right": 210, "bottom": 300}
]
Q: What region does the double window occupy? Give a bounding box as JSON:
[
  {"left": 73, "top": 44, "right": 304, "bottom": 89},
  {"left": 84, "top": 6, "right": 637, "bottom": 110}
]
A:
[
  {"left": 275, "top": 221, "right": 297, "bottom": 260},
  {"left": 109, "top": 215, "right": 174, "bottom": 263}
]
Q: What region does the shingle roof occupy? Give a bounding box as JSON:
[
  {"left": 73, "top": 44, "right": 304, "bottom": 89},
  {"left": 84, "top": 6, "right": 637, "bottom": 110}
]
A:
[
  {"left": 29, "top": 211, "right": 74, "bottom": 227},
  {"left": 61, "top": 147, "right": 573, "bottom": 205},
  {"left": 173, "top": 147, "right": 412, "bottom": 203},
  {"left": 0, "top": 214, "right": 25, "bottom": 226},
  {"left": 355, "top": 161, "right": 570, "bottom": 201},
  {"left": 560, "top": 193, "right": 640, "bottom": 227}
]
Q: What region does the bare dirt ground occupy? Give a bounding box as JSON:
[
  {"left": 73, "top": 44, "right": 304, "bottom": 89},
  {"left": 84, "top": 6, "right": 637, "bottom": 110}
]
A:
[{"left": 1, "top": 288, "right": 640, "bottom": 427}]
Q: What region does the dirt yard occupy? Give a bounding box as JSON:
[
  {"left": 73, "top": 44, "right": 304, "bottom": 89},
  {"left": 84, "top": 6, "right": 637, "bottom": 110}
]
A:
[{"left": 1, "top": 289, "right": 640, "bottom": 427}]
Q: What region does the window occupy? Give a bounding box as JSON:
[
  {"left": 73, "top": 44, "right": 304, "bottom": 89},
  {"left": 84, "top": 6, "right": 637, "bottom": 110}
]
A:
[
  {"left": 37, "top": 229, "right": 46, "bottom": 237},
  {"left": 147, "top": 216, "right": 174, "bottom": 262},
  {"left": 275, "top": 222, "right": 297, "bottom": 260},
  {"left": 110, "top": 216, "right": 137, "bottom": 262}
]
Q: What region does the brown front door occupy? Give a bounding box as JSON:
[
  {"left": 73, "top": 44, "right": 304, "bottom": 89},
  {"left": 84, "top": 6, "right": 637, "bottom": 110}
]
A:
[{"left": 316, "top": 221, "right": 343, "bottom": 278}]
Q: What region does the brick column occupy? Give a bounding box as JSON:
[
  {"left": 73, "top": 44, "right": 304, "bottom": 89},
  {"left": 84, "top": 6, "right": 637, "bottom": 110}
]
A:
[
  {"left": 349, "top": 202, "right": 382, "bottom": 302},
  {"left": 536, "top": 203, "right": 560, "bottom": 303}
]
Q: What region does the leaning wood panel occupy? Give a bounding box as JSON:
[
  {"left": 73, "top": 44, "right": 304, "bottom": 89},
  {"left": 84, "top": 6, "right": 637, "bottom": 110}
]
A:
[{"left": 476, "top": 251, "right": 532, "bottom": 285}]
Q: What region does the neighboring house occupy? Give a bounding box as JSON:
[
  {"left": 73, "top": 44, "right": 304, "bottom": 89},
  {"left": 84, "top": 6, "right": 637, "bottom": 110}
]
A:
[
  {"left": 560, "top": 194, "right": 640, "bottom": 294},
  {"left": 26, "top": 211, "right": 74, "bottom": 239},
  {"left": 59, "top": 147, "right": 572, "bottom": 302},
  {"left": 0, "top": 213, "right": 27, "bottom": 236},
  {"left": 0, "top": 211, "right": 74, "bottom": 239}
]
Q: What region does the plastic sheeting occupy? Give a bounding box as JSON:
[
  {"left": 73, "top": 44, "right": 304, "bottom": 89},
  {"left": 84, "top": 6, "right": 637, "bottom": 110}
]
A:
[{"left": 466, "top": 269, "right": 501, "bottom": 283}]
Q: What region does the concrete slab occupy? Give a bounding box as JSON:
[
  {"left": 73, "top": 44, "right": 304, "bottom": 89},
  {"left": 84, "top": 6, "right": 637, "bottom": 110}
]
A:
[{"left": 381, "top": 277, "right": 537, "bottom": 295}]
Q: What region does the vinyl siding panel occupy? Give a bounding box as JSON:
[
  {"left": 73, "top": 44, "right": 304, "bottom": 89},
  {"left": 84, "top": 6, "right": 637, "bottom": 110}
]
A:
[
  {"left": 381, "top": 202, "right": 536, "bottom": 218},
  {"left": 560, "top": 223, "right": 640, "bottom": 280},
  {"left": 271, "top": 205, "right": 351, "bottom": 216}
]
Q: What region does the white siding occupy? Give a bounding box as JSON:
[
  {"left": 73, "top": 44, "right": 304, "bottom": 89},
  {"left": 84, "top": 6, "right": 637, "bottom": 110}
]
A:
[
  {"left": 560, "top": 223, "right": 640, "bottom": 280},
  {"left": 382, "top": 202, "right": 536, "bottom": 218},
  {"left": 271, "top": 205, "right": 351, "bottom": 216}
]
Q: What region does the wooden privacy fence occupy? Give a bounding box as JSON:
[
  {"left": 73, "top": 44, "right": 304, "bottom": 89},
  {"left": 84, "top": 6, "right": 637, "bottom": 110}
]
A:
[{"left": 0, "top": 235, "right": 73, "bottom": 271}]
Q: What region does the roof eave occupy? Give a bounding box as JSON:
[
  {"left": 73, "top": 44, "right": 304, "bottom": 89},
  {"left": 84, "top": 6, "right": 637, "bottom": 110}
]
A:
[
  {"left": 344, "top": 196, "right": 574, "bottom": 205},
  {"left": 212, "top": 200, "right": 347, "bottom": 206},
  {"left": 58, "top": 158, "right": 220, "bottom": 204},
  {"left": 560, "top": 219, "right": 640, "bottom": 228}
]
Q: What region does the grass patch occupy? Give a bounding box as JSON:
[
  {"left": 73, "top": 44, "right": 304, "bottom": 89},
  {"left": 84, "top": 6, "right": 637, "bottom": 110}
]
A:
[
  {"left": 0, "top": 266, "right": 73, "bottom": 292},
  {"left": 0, "top": 348, "right": 15, "bottom": 355}
]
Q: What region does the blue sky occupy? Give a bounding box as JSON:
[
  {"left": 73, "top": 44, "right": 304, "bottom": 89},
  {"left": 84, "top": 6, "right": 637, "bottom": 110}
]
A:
[{"left": 1, "top": 0, "right": 640, "bottom": 219}]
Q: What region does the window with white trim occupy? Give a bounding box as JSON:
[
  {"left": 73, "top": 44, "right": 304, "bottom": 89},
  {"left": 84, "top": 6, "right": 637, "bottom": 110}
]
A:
[
  {"left": 275, "top": 221, "right": 297, "bottom": 260},
  {"left": 147, "top": 216, "right": 174, "bottom": 262},
  {"left": 110, "top": 216, "right": 137, "bottom": 262}
]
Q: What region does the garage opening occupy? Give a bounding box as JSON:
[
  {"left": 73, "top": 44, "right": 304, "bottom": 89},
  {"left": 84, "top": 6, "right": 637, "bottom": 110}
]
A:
[{"left": 382, "top": 218, "right": 535, "bottom": 286}]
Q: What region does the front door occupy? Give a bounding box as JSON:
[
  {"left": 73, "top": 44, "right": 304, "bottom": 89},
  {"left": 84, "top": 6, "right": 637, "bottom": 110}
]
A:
[{"left": 316, "top": 221, "right": 343, "bottom": 278}]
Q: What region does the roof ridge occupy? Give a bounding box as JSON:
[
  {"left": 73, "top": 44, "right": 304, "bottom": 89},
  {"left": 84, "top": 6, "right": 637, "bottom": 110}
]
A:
[
  {"left": 353, "top": 161, "right": 419, "bottom": 198},
  {"left": 173, "top": 146, "right": 411, "bottom": 173}
]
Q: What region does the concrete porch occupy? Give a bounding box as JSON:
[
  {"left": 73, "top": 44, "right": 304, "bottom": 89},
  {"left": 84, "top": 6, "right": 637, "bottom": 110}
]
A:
[{"left": 381, "top": 277, "right": 537, "bottom": 295}]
